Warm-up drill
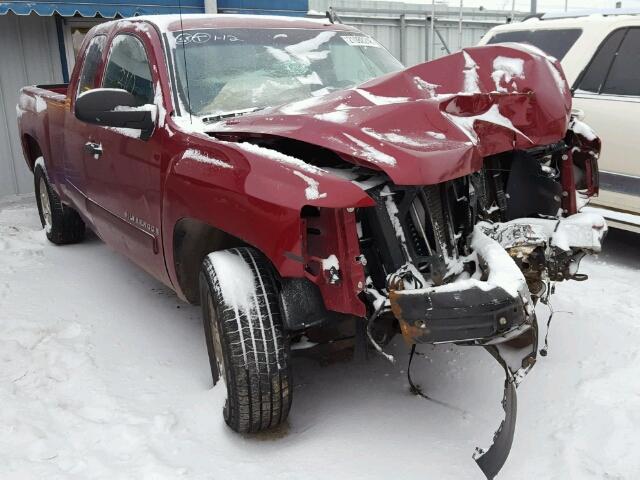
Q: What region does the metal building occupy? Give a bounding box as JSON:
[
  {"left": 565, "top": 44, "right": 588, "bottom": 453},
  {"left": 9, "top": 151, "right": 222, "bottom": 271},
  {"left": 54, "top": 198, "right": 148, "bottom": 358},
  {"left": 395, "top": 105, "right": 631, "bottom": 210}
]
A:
[{"left": 309, "top": 0, "right": 520, "bottom": 65}]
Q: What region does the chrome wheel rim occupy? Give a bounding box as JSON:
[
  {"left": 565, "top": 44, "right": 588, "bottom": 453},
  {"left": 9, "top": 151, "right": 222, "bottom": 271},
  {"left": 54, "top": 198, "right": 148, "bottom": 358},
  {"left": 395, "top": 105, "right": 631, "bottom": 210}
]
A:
[
  {"left": 39, "top": 176, "right": 52, "bottom": 230},
  {"left": 208, "top": 294, "right": 226, "bottom": 382}
]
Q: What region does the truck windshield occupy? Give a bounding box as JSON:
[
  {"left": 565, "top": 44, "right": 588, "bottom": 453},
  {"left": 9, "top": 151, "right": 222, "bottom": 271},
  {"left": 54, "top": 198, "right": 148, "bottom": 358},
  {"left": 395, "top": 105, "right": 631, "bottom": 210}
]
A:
[{"left": 169, "top": 28, "right": 403, "bottom": 118}]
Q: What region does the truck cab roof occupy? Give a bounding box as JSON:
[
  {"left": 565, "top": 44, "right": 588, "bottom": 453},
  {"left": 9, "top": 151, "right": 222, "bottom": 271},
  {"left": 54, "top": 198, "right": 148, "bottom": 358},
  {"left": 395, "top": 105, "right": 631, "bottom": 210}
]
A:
[{"left": 94, "top": 13, "right": 359, "bottom": 35}]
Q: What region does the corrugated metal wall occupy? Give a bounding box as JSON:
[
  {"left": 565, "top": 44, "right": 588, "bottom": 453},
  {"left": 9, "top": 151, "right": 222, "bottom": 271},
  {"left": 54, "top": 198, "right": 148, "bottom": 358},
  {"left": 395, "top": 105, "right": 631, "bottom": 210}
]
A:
[
  {"left": 0, "top": 13, "right": 63, "bottom": 197},
  {"left": 217, "top": 0, "right": 308, "bottom": 15},
  {"left": 340, "top": 15, "right": 496, "bottom": 66},
  {"left": 310, "top": 0, "right": 512, "bottom": 66}
]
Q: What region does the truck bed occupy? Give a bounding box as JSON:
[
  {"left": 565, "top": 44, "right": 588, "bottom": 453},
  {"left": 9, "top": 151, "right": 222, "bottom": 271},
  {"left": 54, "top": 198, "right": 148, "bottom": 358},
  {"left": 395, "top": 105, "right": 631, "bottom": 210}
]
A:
[
  {"left": 35, "top": 83, "right": 69, "bottom": 95},
  {"left": 16, "top": 83, "right": 70, "bottom": 176}
]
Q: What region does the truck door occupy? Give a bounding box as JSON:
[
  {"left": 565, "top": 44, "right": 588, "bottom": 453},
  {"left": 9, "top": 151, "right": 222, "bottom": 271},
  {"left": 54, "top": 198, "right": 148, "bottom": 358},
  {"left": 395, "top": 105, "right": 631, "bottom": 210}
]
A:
[
  {"left": 63, "top": 34, "right": 107, "bottom": 216},
  {"left": 573, "top": 27, "right": 640, "bottom": 215},
  {"left": 83, "top": 31, "right": 169, "bottom": 283}
]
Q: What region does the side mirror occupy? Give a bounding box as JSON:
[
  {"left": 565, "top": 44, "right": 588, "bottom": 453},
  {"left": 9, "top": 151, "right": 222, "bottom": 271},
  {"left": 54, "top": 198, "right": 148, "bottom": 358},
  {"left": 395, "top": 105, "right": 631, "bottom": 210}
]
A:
[{"left": 75, "top": 88, "right": 156, "bottom": 140}]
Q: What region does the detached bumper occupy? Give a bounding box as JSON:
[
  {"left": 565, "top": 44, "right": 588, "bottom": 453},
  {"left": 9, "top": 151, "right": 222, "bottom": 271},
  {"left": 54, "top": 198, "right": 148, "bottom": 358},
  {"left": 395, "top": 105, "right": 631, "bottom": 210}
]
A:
[
  {"left": 389, "top": 284, "right": 528, "bottom": 344},
  {"left": 387, "top": 222, "right": 534, "bottom": 346}
]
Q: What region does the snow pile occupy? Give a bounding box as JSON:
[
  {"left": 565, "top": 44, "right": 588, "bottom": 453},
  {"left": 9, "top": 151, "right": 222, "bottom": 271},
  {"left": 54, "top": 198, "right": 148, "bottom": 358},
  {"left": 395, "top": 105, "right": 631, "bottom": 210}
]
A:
[
  {"left": 103, "top": 126, "right": 142, "bottom": 139},
  {"left": 426, "top": 131, "right": 446, "bottom": 140},
  {"left": 266, "top": 45, "right": 291, "bottom": 63},
  {"left": 381, "top": 186, "right": 407, "bottom": 244},
  {"left": 499, "top": 213, "right": 607, "bottom": 252},
  {"left": 223, "top": 141, "right": 325, "bottom": 176},
  {"left": 285, "top": 31, "right": 335, "bottom": 62},
  {"left": 413, "top": 76, "right": 439, "bottom": 97},
  {"left": 117, "top": 20, "right": 154, "bottom": 38},
  {"left": 154, "top": 81, "right": 167, "bottom": 128},
  {"left": 292, "top": 171, "right": 327, "bottom": 200},
  {"left": 343, "top": 133, "right": 396, "bottom": 166},
  {"left": 113, "top": 104, "right": 157, "bottom": 113},
  {"left": 551, "top": 213, "right": 607, "bottom": 251},
  {"left": 181, "top": 148, "right": 233, "bottom": 169},
  {"left": 362, "top": 128, "right": 440, "bottom": 148},
  {"left": 470, "top": 224, "right": 528, "bottom": 298},
  {"left": 35, "top": 96, "right": 47, "bottom": 113},
  {"left": 207, "top": 250, "right": 256, "bottom": 315},
  {"left": 217, "top": 141, "right": 330, "bottom": 202},
  {"left": 0, "top": 197, "right": 47, "bottom": 272},
  {"left": 297, "top": 71, "right": 323, "bottom": 86},
  {"left": 314, "top": 110, "right": 350, "bottom": 124},
  {"left": 1, "top": 197, "right": 639, "bottom": 479},
  {"left": 18, "top": 94, "right": 47, "bottom": 114},
  {"left": 491, "top": 56, "right": 525, "bottom": 92},
  {"left": 398, "top": 224, "right": 528, "bottom": 299},
  {"left": 570, "top": 118, "right": 598, "bottom": 141},
  {"left": 462, "top": 51, "right": 480, "bottom": 93},
  {"left": 321, "top": 254, "right": 340, "bottom": 272},
  {"left": 279, "top": 94, "right": 329, "bottom": 115},
  {"left": 444, "top": 103, "right": 531, "bottom": 144},
  {"left": 513, "top": 42, "right": 567, "bottom": 94},
  {"left": 355, "top": 89, "right": 409, "bottom": 106}
]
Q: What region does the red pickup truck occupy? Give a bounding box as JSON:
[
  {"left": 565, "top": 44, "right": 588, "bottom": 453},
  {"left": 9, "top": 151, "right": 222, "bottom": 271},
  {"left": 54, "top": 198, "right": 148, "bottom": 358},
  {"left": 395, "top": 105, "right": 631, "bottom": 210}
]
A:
[{"left": 17, "top": 14, "right": 606, "bottom": 478}]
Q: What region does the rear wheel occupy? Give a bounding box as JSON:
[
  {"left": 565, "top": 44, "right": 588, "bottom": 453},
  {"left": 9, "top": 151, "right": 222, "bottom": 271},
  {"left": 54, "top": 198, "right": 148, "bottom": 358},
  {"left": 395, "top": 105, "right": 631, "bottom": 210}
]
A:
[
  {"left": 34, "top": 159, "right": 85, "bottom": 245},
  {"left": 199, "top": 247, "right": 292, "bottom": 433}
]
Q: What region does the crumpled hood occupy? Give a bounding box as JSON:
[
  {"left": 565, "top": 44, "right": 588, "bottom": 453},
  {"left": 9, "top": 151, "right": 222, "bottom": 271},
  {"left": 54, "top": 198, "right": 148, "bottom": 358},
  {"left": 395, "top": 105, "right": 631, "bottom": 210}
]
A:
[{"left": 206, "top": 43, "right": 572, "bottom": 186}]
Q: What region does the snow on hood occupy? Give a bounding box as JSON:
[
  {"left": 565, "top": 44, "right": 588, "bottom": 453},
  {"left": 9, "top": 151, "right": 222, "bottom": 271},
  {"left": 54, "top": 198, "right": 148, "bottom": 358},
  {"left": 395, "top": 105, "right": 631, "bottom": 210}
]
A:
[{"left": 203, "top": 44, "right": 573, "bottom": 186}]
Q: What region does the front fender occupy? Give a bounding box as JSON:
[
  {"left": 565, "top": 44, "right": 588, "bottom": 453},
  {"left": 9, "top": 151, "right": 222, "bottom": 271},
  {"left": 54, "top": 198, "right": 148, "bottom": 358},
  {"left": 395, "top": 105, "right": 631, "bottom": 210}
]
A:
[{"left": 162, "top": 136, "right": 372, "bottom": 316}]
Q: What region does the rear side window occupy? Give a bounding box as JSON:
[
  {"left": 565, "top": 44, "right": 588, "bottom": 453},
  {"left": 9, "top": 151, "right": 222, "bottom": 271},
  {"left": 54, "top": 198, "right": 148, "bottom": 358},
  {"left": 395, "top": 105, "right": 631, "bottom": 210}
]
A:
[
  {"left": 76, "top": 35, "right": 106, "bottom": 96},
  {"left": 486, "top": 28, "right": 582, "bottom": 60},
  {"left": 602, "top": 28, "right": 640, "bottom": 96},
  {"left": 102, "top": 34, "right": 154, "bottom": 105},
  {"left": 576, "top": 29, "right": 625, "bottom": 93}
]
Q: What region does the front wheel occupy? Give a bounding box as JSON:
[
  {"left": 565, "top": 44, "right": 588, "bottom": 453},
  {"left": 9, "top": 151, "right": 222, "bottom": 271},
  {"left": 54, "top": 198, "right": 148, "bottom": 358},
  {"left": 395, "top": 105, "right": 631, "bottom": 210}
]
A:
[{"left": 199, "top": 247, "right": 292, "bottom": 433}]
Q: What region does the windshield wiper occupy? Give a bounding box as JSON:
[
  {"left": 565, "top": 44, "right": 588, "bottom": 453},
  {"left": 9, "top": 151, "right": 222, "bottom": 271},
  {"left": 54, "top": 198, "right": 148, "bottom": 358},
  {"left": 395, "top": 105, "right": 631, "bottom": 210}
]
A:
[{"left": 202, "top": 107, "right": 265, "bottom": 124}]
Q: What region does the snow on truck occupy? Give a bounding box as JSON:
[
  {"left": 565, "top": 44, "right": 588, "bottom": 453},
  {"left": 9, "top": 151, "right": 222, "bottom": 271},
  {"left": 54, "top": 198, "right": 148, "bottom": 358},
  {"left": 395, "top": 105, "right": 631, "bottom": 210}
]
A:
[{"left": 17, "top": 14, "right": 606, "bottom": 478}]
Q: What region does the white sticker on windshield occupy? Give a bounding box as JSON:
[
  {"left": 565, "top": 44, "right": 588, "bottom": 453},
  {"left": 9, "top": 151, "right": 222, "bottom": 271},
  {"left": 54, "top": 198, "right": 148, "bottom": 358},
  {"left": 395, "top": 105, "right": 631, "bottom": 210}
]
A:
[{"left": 340, "top": 36, "right": 381, "bottom": 48}]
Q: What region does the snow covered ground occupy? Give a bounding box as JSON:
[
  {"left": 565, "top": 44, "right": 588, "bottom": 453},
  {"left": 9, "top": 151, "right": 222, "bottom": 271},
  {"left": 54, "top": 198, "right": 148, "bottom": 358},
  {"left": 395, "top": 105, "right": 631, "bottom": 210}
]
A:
[{"left": 1, "top": 194, "right": 639, "bottom": 480}]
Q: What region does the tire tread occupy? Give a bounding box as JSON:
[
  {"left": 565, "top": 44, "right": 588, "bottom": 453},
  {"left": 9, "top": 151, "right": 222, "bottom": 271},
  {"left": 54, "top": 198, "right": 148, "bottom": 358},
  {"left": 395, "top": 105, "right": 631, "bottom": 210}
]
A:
[
  {"left": 34, "top": 162, "right": 85, "bottom": 245},
  {"left": 201, "top": 247, "right": 292, "bottom": 433}
]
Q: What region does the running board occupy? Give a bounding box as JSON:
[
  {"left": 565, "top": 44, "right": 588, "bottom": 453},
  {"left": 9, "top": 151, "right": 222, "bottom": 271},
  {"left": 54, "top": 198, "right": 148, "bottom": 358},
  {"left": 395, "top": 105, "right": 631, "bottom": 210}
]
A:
[{"left": 582, "top": 206, "right": 640, "bottom": 233}]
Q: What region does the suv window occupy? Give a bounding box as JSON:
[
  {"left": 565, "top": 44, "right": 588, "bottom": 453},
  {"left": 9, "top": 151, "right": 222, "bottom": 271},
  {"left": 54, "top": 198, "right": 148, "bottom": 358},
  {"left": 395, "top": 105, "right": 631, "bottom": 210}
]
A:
[
  {"left": 576, "top": 29, "right": 626, "bottom": 93},
  {"left": 102, "top": 34, "right": 154, "bottom": 105},
  {"left": 602, "top": 28, "right": 640, "bottom": 96},
  {"left": 76, "top": 35, "right": 106, "bottom": 96},
  {"left": 486, "top": 28, "right": 582, "bottom": 60}
]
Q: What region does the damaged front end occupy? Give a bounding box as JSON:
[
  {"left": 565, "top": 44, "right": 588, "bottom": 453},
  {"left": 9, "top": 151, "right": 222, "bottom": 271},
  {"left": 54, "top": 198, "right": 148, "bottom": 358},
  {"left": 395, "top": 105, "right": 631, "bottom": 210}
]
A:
[
  {"left": 359, "top": 135, "right": 605, "bottom": 478},
  {"left": 204, "top": 43, "right": 606, "bottom": 478}
]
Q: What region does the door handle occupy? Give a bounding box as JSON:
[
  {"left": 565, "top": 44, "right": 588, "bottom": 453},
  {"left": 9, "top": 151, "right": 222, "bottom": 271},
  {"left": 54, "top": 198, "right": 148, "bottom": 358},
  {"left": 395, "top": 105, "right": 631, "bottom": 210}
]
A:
[{"left": 85, "top": 142, "right": 103, "bottom": 157}]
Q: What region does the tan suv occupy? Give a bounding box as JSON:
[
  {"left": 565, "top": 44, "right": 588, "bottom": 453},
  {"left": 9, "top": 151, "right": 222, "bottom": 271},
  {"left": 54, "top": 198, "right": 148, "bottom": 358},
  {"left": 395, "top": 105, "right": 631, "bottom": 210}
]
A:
[{"left": 479, "top": 11, "right": 640, "bottom": 232}]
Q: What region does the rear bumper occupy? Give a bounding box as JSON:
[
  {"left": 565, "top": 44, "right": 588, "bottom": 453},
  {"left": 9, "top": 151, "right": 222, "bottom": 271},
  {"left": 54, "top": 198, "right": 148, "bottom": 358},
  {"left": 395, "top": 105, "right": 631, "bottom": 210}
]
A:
[{"left": 389, "top": 284, "right": 529, "bottom": 344}]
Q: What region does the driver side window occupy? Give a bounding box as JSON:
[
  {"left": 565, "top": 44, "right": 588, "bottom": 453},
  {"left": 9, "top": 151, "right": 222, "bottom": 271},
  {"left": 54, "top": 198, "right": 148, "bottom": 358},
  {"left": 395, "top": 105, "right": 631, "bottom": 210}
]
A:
[
  {"left": 102, "top": 34, "right": 154, "bottom": 106},
  {"left": 76, "top": 35, "right": 107, "bottom": 97}
]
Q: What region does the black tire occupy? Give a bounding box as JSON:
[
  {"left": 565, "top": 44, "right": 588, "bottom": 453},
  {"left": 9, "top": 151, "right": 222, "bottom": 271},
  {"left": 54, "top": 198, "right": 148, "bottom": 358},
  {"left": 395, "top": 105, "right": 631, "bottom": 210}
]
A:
[
  {"left": 199, "top": 247, "right": 292, "bottom": 433},
  {"left": 34, "top": 158, "right": 85, "bottom": 245}
]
